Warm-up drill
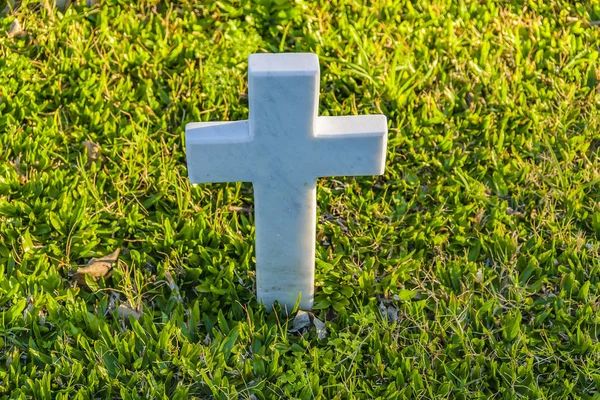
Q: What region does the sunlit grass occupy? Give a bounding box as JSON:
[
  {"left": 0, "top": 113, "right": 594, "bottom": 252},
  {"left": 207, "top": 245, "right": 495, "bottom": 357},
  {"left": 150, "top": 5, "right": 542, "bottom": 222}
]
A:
[{"left": 1, "top": 0, "right": 600, "bottom": 398}]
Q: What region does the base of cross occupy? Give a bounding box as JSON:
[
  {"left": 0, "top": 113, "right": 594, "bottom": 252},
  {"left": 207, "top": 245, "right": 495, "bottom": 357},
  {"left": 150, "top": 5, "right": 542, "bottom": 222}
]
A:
[{"left": 185, "top": 53, "right": 388, "bottom": 311}]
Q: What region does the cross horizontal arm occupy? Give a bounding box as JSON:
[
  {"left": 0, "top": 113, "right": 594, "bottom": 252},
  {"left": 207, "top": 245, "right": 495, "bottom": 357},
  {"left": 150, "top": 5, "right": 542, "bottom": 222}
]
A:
[
  {"left": 185, "top": 121, "right": 255, "bottom": 183},
  {"left": 312, "top": 115, "right": 388, "bottom": 178}
]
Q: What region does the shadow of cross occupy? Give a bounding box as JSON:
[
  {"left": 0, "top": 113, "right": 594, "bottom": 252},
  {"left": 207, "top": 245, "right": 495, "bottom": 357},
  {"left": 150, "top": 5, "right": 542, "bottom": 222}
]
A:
[{"left": 185, "top": 53, "right": 388, "bottom": 311}]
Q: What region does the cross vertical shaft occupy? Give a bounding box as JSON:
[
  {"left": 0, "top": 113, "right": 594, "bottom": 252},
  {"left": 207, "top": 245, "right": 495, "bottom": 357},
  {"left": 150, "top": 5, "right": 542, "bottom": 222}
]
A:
[
  {"left": 254, "top": 179, "right": 316, "bottom": 310},
  {"left": 248, "top": 53, "right": 320, "bottom": 310}
]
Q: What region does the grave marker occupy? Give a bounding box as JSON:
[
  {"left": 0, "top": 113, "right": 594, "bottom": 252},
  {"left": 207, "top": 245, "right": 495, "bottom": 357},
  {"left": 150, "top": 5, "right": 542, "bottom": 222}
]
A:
[{"left": 186, "top": 53, "right": 387, "bottom": 310}]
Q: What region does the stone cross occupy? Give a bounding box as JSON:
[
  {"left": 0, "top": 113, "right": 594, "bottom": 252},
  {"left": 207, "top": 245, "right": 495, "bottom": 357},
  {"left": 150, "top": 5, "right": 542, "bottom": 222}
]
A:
[{"left": 185, "top": 53, "right": 387, "bottom": 311}]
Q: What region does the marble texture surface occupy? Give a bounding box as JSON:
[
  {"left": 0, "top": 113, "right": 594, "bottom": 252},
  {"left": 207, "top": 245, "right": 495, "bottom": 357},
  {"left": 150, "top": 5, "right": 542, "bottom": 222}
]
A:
[{"left": 186, "top": 53, "right": 388, "bottom": 311}]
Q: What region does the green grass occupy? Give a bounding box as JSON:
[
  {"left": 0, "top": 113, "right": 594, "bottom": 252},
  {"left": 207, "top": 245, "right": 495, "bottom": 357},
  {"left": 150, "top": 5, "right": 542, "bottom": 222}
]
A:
[{"left": 1, "top": 0, "right": 600, "bottom": 398}]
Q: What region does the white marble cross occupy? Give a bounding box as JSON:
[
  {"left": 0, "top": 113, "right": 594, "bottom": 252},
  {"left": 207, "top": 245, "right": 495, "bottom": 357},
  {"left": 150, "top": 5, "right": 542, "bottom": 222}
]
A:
[{"left": 186, "top": 53, "right": 387, "bottom": 311}]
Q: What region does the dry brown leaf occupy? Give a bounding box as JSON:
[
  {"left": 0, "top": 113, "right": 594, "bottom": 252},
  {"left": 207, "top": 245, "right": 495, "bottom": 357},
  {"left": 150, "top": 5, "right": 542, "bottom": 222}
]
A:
[
  {"left": 465, "top": 91, "right": 475, "bottom": 108},
  {"left": 83, "top": 140, "right": 100, "bottom": 164},
  {"left": 95, "top": 248, "right": 120, "bottom": 263},
  {"left": 116, "top": 303, "right": 141, "bottom": 321},
  {"left": 75, "top": 249, "right": 120, "bottom": 286},
  {"left": 228, "top": 205, "right": 253, "bottom": 213},
  {"left": 8, "top": 19, "right": 24, "bottom": 38},
  {"left": 13, "top": 155, "right": 26, "bottom": 184}
]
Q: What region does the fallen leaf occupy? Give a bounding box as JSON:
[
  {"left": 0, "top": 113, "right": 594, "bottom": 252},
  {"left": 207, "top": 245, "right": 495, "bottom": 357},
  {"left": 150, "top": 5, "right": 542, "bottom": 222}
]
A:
[
  {"left": 8, "top": 19, "right": 24, "bottom": 38},
  {"left": 165, "top": 271, "right": 182, "bottom": 302},
  {"left": 475, "top": 269, "right": 483, "bottom": 283},
  {"left": 13, "top": 155, "right": 26, "bottom": 184},
  {"left": 379, "top": 301, "right": 400, "bottom": 323},
  {"left": 379, "top": 301, "right": 387, "bottom": 318},
  {"left": 95, "top": 248, "right": 120, "bottom": 263},
  {"left": 83, "top": 140, "right": 100, "bottom": 164},
  {"left": 228, "top": 205, "right": 253, "bottom": 213},
  {"left": 75, "top": 249, "right": 120, "bottom": 286},
  {"left": 313, "top": 316, "right": 327, "bottom": 339},
  {"left": 116, "top": 303, "right": 141, "bottom": 320},
  {"left": 386, "top": 306, "right": 399, "bottom": 323},
  {"left": 465, "top": 91, "right": 474, "bottom": 108},
  {"left": 288, "top": 310, "right": 311, "bottom": 333},
  {"left": 288, "top": 310, "right": 328, "bottom": 339},
  {"left": 203, "top": 333, "right": 212, "bottom": 345},
  {"left": 105, "top": 291, "right": 120, "bottom": 316}
]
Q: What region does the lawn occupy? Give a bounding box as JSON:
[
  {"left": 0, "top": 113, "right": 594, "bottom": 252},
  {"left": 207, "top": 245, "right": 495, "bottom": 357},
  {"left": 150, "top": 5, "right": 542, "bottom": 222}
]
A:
[{"left": 1, "top": 0, "right": 600, "bottom": 398}]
